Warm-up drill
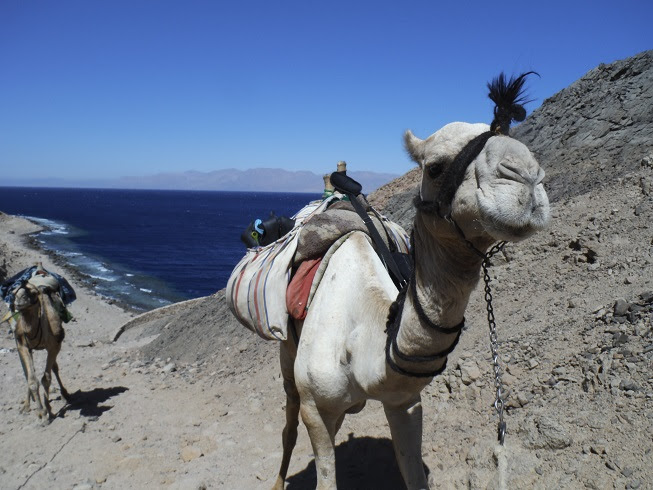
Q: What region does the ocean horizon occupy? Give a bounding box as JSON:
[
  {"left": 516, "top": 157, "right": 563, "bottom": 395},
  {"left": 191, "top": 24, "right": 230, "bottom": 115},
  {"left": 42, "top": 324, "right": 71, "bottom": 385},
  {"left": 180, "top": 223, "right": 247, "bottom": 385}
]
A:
[{"left": 0, "top": 187, "right": 319, "bottom": 311}]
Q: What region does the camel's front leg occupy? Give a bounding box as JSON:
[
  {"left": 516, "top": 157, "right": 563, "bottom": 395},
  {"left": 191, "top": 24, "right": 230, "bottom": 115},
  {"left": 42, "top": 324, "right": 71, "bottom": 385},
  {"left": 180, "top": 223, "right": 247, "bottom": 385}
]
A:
[
  {"left": 300, "top": 400, "right": 339, "bottom": 490},
  {"left": 384, "top": 397, "right": 428, "bottom": 490},
  {"left": 15, "top": 342, "right": 32, "bottom": 411},
  {"left": 15, "top": 342, "right": 46, "bottom": 418}
]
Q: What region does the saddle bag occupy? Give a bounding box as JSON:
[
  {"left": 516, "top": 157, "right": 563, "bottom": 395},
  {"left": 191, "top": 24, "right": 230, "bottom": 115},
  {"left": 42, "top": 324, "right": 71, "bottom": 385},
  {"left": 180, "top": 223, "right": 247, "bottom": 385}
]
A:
[{"left": 226, "top": 197, "right": 336, "bottom": 340}]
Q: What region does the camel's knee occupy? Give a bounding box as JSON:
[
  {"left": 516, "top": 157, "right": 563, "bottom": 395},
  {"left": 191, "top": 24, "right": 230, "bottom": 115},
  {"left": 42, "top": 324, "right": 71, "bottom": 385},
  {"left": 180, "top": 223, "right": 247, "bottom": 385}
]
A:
[
  {"left": 52, "top": 363, "right": 70, "bottom": 397},
  {"left": 283, "top": 378, "right": 299, "bottom": 403},
  {"left": 282, "top": 410, "right": 299, "bottom": 436},
  {"left": 27, "top": 378, "right": 40, "bottom": 397},
  {"left": 300, "top": 401, "right": 339, "bottom": 439},
  {"left": 282, "top": 387, "right": 300, "bottom": 444},
  {"left": 20, "top": 397, "right": 31, "bottom": 413},
  {"left": 53, "top": 328, "right": 65, "bottom": 343},
  {"left": 41, "top": 372, "right": 52, "bottom": 391},
  {"left": 283, "top": 407, "right": 299, "bottom": 432}
]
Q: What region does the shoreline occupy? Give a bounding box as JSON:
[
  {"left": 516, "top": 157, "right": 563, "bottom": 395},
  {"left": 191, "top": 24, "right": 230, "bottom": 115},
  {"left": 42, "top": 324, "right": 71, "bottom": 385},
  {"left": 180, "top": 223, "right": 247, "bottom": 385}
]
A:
[
  {"left": 0, "top": 211, "right": 135, "bottom": 341},
  {"left": 1, "top": 208, "right": 170, "bottom": 315},
  {"left": 23, "top": 232, "right": 144, "bottom": 315}
]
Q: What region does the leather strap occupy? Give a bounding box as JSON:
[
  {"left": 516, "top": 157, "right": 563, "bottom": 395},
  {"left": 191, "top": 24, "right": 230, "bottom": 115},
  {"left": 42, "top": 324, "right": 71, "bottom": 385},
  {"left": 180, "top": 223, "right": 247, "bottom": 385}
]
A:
[{"left": 330, "top": 172, "right": 410, "bottom": 289}]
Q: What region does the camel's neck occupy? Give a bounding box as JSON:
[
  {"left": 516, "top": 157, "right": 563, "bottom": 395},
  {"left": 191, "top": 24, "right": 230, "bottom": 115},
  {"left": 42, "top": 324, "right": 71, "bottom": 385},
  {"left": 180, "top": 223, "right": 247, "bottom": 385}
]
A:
[
  {"left": 392, "top": 212, "right": 489, "bottom": 371},
  {"left": 413, "top": 213, "right": 487, "bottom": 323},
  {"left": 16, "top": 302, "right": 41, "bottom": 335}
]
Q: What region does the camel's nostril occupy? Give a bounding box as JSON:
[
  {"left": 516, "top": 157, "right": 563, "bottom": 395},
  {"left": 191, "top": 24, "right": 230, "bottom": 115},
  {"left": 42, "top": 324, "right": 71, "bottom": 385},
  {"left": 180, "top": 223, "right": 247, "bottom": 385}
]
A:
[{"left": 498, "top": 163, "right": 541, "bottom": 186}]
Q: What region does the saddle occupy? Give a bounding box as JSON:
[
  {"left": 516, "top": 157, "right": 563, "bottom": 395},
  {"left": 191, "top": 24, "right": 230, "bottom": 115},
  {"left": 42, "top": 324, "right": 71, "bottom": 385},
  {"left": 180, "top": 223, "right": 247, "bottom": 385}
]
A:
[
  {"left": 1, "top": 265, "right": 75, "bottom": 324},
  {"left": 2, "top": 264, "right": 76, "bottom": 306},
  {"left": 227, "top": 182, "right": 410, "bottom": 341}
]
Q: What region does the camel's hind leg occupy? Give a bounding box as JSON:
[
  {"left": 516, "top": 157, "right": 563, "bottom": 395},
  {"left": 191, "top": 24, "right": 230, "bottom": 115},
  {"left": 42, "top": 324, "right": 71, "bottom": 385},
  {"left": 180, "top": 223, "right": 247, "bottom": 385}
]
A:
[
  {"left": 41, "top": 343, "right": 62, "bottom": 419},
  {"left": 272, "top": 340, "right": 300, "bottom": 490},
  {"left": 52, "top": 360, "right": 71, "bottom": 401}
]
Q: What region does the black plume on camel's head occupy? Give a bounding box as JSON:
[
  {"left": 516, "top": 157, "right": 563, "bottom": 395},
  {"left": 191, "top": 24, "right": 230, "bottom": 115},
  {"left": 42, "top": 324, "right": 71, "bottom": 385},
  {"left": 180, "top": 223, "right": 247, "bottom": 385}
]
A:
[{"left": 488, "top": 71, "right": 538, "bottom": 135}]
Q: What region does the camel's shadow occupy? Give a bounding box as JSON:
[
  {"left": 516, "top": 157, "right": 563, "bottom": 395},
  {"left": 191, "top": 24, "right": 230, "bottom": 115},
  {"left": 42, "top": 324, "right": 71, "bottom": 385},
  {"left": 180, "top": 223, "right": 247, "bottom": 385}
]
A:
[
  {"left": 55, "top": 386, "right": 128, "bottom": 419},
  {"left": 286, "top": 433, "right": 429, "bottom": 490}
]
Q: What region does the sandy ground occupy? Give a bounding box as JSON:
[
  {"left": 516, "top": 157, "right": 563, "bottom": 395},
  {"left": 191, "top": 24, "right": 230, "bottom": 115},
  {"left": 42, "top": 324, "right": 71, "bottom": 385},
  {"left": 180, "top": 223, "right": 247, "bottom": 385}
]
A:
[{"left": 1, "top": 161, "right": 652, "bottom": 490}]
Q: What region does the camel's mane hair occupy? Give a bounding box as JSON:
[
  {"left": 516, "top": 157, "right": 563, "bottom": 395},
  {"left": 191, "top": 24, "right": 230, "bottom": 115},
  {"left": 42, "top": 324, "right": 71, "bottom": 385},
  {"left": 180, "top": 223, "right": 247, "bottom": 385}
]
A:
[
  {"left": 413, "top": 71, "right": 539, "bottom": 217},
  {"left": 488, "top": 71, "right": 538, "bottom": 135}
]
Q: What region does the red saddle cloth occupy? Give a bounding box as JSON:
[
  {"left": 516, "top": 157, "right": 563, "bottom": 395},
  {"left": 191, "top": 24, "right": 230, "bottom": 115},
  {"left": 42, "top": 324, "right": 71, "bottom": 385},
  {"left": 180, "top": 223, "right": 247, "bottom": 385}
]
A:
[{"left": 286, "top": 258, "right": 322, "bottom": 320}]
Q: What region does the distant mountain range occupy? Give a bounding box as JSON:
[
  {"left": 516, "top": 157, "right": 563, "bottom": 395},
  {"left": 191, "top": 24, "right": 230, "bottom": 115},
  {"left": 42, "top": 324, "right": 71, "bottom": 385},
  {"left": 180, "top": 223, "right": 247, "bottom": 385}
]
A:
[{"left": 3, "top": 168, "right": 400, "bottom": 194}]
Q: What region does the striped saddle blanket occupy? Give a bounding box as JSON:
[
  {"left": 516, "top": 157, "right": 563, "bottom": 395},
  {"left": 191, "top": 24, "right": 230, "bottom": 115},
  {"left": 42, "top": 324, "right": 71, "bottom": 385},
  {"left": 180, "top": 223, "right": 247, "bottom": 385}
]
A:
[{"left": 226, "top": 196, "right": 410, "bottom": 341}]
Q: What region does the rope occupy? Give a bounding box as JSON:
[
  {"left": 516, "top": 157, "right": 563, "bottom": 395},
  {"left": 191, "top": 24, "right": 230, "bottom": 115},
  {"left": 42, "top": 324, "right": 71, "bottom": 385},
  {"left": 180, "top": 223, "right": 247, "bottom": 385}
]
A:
[
  {"left": 494, "top": 443, "right": 509, "bottom": 490},
  {"left": 17, "top": 422, "right": 87, "bottom": 489}
]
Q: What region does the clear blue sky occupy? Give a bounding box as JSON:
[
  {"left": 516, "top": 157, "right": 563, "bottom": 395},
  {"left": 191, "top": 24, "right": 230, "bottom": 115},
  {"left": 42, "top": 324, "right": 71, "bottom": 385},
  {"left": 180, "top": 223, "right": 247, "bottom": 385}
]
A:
[{"left": 1, "top": 0, "right": 651, "bottom": 181}]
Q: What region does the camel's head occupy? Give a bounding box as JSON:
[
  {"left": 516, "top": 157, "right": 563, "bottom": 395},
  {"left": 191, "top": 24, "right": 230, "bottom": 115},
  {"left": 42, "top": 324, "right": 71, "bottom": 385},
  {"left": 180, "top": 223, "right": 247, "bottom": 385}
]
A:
[
  {"left": 13, "top": 282, "right": 40, "bottom": 311},
  {"left": 404, "top": 73, "right": 550, "bottom": 244}
]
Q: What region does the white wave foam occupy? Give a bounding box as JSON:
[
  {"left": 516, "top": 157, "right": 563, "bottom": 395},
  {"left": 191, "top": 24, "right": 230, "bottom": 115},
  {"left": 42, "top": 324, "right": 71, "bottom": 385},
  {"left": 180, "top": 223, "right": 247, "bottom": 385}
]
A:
[
  {"left": 87, "top": 273, "right": 118, "bottom": 282},
  {"left": 27, "top": 216, "right": 70, "bottom": 235}
]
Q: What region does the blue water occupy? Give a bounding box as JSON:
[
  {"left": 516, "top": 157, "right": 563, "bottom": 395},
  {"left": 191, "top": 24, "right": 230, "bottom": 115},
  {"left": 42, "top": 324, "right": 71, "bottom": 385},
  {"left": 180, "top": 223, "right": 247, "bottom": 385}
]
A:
[{"left": 0, "top": 187, "right": 318, "bottom": 311}]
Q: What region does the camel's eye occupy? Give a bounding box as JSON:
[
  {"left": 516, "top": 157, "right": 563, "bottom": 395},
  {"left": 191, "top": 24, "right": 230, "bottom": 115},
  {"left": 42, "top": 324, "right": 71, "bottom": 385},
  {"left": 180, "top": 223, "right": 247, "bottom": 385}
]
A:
[{"left": 427, "top": 164, "right": 443, "bottom": 179}]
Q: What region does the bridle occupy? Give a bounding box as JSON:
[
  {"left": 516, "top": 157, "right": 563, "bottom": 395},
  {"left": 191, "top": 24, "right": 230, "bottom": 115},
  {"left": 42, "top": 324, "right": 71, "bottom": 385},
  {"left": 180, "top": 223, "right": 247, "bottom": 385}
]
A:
[{"left": 385, "top": 128, "right": 511, "bottom": 444}]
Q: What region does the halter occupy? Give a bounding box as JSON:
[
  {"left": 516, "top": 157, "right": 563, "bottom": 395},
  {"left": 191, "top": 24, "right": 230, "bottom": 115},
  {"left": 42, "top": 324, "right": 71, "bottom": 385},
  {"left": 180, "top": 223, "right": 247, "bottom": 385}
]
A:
[
  {"left": 385, "top": 192, "right": 508, "bottom": 443},
  {"left": 384, "top": 222, "right": 506, "bottom": 378},
  {"left": 417, "top": 130, "right": 497, "bottom": 221},
  {"left": 384, "top": 71, "right": 537, "bottom": 444}
]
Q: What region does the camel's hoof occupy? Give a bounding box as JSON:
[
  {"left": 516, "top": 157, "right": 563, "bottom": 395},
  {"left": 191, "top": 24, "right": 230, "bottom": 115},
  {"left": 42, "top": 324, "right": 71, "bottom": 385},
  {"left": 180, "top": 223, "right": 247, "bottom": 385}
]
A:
[
  {"left": 19, "top": 404, "right": 31, "bottom": 414},
  {"left": 271, "top": 475, "right": 285, "bottom": 490}
]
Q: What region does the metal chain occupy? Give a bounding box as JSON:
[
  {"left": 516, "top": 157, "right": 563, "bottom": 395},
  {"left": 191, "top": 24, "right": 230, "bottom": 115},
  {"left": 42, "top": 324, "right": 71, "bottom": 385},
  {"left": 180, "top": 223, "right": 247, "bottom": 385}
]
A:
[{"left": 481, "top": 241, "right": 507, "bottom": 445}]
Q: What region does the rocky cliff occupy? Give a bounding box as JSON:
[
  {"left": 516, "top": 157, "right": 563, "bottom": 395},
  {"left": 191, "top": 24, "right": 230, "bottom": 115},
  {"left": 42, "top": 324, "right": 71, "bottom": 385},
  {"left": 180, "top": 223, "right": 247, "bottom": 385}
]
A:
[{"left": 513, "top": 49, "right": 653, "bottom": 202}]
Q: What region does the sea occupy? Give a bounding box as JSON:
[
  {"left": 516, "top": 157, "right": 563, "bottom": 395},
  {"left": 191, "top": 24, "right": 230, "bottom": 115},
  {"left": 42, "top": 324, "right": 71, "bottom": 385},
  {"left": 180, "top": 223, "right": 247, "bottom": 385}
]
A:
[{"left": 0, "top": 187, "right": 319, "bottom": 311}]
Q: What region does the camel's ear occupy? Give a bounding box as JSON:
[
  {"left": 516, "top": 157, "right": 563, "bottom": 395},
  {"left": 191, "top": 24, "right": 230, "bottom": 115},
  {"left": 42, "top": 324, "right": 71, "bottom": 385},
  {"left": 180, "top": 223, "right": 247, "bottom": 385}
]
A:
[{"left": 404, "top": 130, "right": 424, "bottom": 166}]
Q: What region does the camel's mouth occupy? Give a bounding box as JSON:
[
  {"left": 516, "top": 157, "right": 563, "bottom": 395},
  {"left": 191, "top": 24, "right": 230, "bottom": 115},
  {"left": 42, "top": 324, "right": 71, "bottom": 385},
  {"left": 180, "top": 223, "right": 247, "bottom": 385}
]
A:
[
  {"left": 476, "top": 181, "right": 550, "bottom": 242},
  {"left": 14, "top": 288, "right": 38, "bottom": 310}
]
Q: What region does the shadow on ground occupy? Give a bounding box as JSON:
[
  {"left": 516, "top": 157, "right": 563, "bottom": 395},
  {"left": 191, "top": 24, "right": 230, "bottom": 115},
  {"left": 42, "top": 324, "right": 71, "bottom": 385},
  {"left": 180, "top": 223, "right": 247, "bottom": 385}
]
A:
[
  {"left": 56, "top": 386, "right": 129, "bottom": 419},
  {"left": 286, "top": 433, "right": 428, "bottom": 489}
]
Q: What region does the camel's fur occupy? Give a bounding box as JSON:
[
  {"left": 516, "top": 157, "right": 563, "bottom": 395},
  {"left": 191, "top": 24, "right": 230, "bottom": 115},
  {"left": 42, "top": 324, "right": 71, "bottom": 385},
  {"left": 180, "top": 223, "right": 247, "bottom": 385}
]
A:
[
  {"left": 271, "top": 121, "right": 550, "bottom": 489},
  {"left": 13, "top": 281, "right": 70, "bottom": 420}
]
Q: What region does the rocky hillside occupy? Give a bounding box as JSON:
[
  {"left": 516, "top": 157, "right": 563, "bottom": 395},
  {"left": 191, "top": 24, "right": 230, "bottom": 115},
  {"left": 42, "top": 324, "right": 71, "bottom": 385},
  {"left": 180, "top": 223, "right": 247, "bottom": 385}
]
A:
[
  {"left": 369, "top": 49, "right": 653, "bottom": 231},
  {"left": 512, "top": 49, "right": 653, "bottom": 203}
]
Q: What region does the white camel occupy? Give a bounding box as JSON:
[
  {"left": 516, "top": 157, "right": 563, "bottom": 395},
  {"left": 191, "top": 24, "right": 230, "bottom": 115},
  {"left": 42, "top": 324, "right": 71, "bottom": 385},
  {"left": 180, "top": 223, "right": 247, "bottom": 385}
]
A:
[{"left": 272, "top": 73, "right": 550, "bottom": 489}]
